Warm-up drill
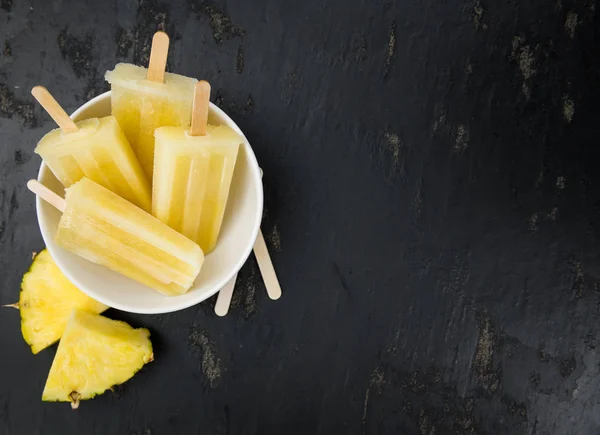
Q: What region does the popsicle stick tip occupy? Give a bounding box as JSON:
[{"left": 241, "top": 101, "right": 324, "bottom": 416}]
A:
[
  {"left": 27, "top": 179, "right": 66, "bottom": 212},
  {"left": 153, "top": 30, "right": 169, "bottom": 43},
  {"left": 30, "top": 86, "right": 78, "bottom": 133},
  {"left": 190, "top": 80, "right": 211, "bottom": 136},
  {"left": 196, "top": 80, "right": 211, "bottom": 93},
  {"left": 147, "top": 31, "right": 170, "bottom": 83},
  {"left": 215, "top": 275, "right": 236, "bottom": 317},
  {"left": 253, "top": 230, "right": 283, "bottom": 301},
  {"left": 31, "top": 85, "right": 46, "bottom": 97}
]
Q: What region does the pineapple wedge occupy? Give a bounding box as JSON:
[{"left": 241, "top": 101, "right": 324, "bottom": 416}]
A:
[
  {"left": 18, "top": 249, "right": 108, "bottom": 354},
  {"left": 42, "top": 310, "right": 153, "bottom": 409}
]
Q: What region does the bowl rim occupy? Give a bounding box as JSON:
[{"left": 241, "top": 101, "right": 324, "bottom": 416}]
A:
[{"left": 36, "top": 91, "right": 263, "bottom": 314}]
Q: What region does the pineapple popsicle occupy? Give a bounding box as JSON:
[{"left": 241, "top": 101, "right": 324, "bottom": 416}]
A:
[
  {"left": 153, "top": 81, "right": 242, "bottom": 253},
  {"left": 28, "top": 178, "right": 204, "bottom": 296},
  {"left": 105, "top": 32, "right": 198, "bottom": 179},
  {"left": 32, "top": 86, "right": 151, "bottom": 212}
]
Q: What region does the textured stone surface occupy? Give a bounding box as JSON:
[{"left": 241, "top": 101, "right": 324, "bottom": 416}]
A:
[{"left": 1, "top": 0, "right": 600, "bottom": 433}]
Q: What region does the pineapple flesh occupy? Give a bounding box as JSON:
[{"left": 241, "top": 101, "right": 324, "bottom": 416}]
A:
[
  {"left": 42, "top": 310, "right": 153, "bottom": 408},
  {"left": 19, "top": 249, "right": 108, "bottom": 354}
]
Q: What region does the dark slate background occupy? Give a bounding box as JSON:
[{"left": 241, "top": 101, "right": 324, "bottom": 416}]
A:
[{"left": 2, "top": 0, "right": 600, "bottom": 433}]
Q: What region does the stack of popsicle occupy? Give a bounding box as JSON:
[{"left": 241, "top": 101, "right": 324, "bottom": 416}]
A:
[{"left": 28, "top": 31, "right": 281, "bottom": 306}]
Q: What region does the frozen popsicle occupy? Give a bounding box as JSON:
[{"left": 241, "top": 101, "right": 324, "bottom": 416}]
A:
[
  {"left": 152, "top": 81, "right": 242, "bottom": 253},
  {"left": 32, "top": 86, "right": 151, "bottom": 212},
  {"left": 105, "top": 32, "right": 198, "bottom": 179},
  {"left": 27, "top": 178, "right": 204, "bottom": 296}
]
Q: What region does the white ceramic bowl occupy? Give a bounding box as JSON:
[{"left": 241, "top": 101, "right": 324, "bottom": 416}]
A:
[{"left": 35, "top": 91, "right": 263, "bottom": 314}]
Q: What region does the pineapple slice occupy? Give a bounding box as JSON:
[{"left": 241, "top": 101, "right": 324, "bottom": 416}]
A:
[
  {"left": 17, "top": 249, "right": 108, "bottom": 354},
  {"left": 42, "top": 310, "right": 153, "bottom": 408}
]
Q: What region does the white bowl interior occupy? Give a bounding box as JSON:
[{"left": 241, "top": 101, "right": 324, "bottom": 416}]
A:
[{"left": 37, "top": 92, "right": 263, "bottom": 314}]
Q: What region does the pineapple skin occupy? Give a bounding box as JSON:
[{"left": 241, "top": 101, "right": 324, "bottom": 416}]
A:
[
  {"left": 42, "top": 311, "right": 153, "bottom": 407},
  {"left": 20, "top": 249, "right": 108, "bottom": 354}
]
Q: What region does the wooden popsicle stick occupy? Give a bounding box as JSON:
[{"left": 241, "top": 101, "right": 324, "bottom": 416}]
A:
[
  {"left": 31, "top": 86, "right": 78, "bottom": 133},
  {"left": 146, "top": 31, "right": 169, "bottom": 83},
  {"left": 214, "top": 274, "right": 237, "bottom": 316},
  {"left": 254, "top": 168, "right": 281, "bottom": 300},
  {"left": 27, "top": 180, "right": 66, "bottom": 212},
  {"left": 254, "top": 229, "right": 282, "bottom": 300},
  {"left": 214, "top": 167, "right": 281, "bottom": 316},
  {"left": 190, "top": 81, "right": 211, "bottom": 136},
  {"left": 214, "top": 226, "right": 282, "bottom": 316}
]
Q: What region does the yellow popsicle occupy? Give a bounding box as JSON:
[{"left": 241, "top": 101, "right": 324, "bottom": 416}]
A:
[
  {"left": 105, "top": 63, "right": 198, "bottom": 179},
  {"left": 55, "top": 177, "right": 204, "bottom": 296},
  {"left": 35, "top": 116, "right": 152, "bottom": 212},
  {"left": 153, "top": 125, "right": 241, "bottom": 253}
]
